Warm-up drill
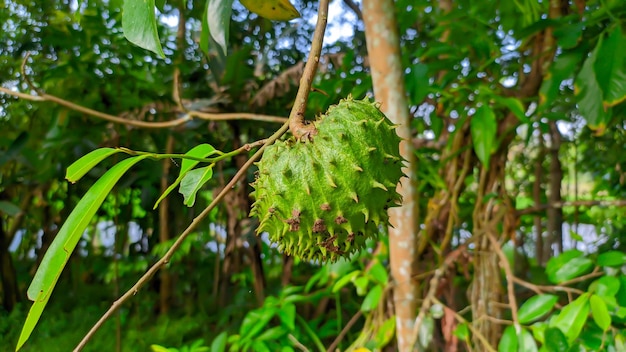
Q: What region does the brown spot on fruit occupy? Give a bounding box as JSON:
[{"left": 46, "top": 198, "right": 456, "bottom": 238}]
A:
[
  {"left": 313, "top": 219, "right": 326, "bottom": 233},
  {"left": 320, "top": 203, "right": 331, "bottom": 211},
  {"left": 335, "top": 216, "right": 347, "bottom": 224}
]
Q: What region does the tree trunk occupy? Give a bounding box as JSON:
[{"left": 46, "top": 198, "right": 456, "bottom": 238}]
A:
[
  {"left": 0, "top": 217, "right": 20, "bottom": 312},
  {"left": 547, "top": 122, "right": 563, "bottom": 255},
  {"left": 362, "top": 1, "right": 419, "bottom": 350},
  {"left": 159, "top": 134, "right": 175, "bottom": 314}
]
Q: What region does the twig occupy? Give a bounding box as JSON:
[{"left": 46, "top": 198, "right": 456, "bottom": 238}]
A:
[
  {"left": 288, "top": 0, "right": 330, "bottom": 139},
  {"left": 74, "top": 0, "right": 331, "bottom": 349},
  {"left": 516, "top": 199, "right": 626, "bottom": 216},
  {"left": 326, "top": 310, "right": 363, "bottom": 352},
  {"left": 487, "top": 233, "right": 519, "bottom": 327},
  {"left": 432, "top": 298, "right": 497, "bottom": 352}
]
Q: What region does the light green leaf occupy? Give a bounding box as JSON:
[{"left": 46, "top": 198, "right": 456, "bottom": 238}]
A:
[
  {"left": 210, "top": 332, "right": 228, "bottom": 352},
  {"left": 65, "top": 148, "right": 121, "bottom": 183},
  {"left": 470, "top": 105, "right": 497, "bottom": 168},
  {"left": 375, "top": 316, "right": 395, "bottom": 347},
  {"left": 154, "top": 144, "right": 217, "bottom": 209},
  {"left": 546, "top": 250, "right": 593, "bottom": 284},
  {"left": 519, "top": 327, "right": 538, "bottom": 352},
  {"left": 551, "top": 293, "right": 590, "bottom": 343},
  {"left": 207, "top": 0, "right": 234, "bottom": 55},
  {"left": 179, "top": 166, "right": 214, "bottom": 207},
  {"left": 590, "top": 276, "right": 620, "bottom": 297},
  {"left": 368, "top": 261, "right": 388, "bottom": 285},
  {"left": 594, "top": 26, "right": 626, "bottom": 108},
  {"left": 332, "top": 270, "right": 360, "bottom": 293},
  {"left": 518, "top": 294, "right": 559, "bottom": 324},
  {"left": 590, "top": 294, "right": 611, "bottom": 331},
  {"left": 17, "top": 155, "right": 149, "bottom": 351},
  {"left": 277, "top": 303, "right": 296, "bottom": 331},
  {"left": 361, "top": 284, "right": 383, "bottom": 312},
  {"left": 454, "top": 323, "right": 469, "bottom": 340},
  {"left": 122, "top": 0, "right": 165, "bottom": 57},
  {"left": 597, "top": 251, "right": 626, "bottom": 267},
  {"left": 498, "top": 325, "right": 518, "bottom": 352}
]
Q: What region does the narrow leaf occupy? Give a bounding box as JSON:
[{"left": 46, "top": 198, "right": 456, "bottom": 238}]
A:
[
  {"left": 590, "top": 294, "right": 611, "bottom": 331},
  {"left": 122, "top": 0, "right": 165, "bottom": 57},
  {"left": 17, "top": 155, "right": 149, "bottom": 350},
  {"left": 518, "top": 294, "right": 559, "bottom": 324},
  {"left": 594, "top": 26, "right": 626, "bottom": 108},
  {"left": 210, "top": 332, "right": 228, "bottom": 352},
  {"left": 179, "top": 166, "right": 214, "bottom": 207},
  {"left": 65, "top": 148, "right": 121, "bottom": 183},
  {"left": 154, "top": 144, "right": 217, "bottom": 209},
  {"left": 207, "top": 0, "right": 234, "bottom": 55},
  {"left": 361, "top": 285, "right": 382, "bottom": 312},
  {"left": 470, "top": 105, "right": 497, "bottom": 168}
]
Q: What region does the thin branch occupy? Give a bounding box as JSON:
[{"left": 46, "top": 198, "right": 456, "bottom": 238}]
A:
[
  {"left": 326, "top": 310, "right": 363, "bottom": 352},
  {"left": 74, "top": 0, "right": 331, "bottom": 348},
  {"left": 432, "top": 298, "right": 497, "bottom": 352},
  {"left": 516, "top": 199, "right": 626, "bottom": 216},
  {"left": 487, "top": 233, "right": 519, "bottom": 327},
  {"left": 289, "top": 0, "right": 330, "bottom": 139}
]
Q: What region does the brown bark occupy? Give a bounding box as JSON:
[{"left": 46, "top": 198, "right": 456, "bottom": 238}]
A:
[
  {"left": 0, "top": 216, "right": 20, "bottom": 312},
  {"left": 159, "top": 134, "right": 175, "bottom": 314},
  {"left": 534, "top": 141, "right": 545, "bottom": 265},
  {"left": 547, "top": 122, "right": 564, "bottom": 255},
  {"left": 362, "top": 0, "right": 419, "bottom": 350}
]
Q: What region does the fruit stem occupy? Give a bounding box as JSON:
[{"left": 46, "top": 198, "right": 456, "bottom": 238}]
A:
[{"left": 288, "top": 0, "right": 330, "bottom": 140}]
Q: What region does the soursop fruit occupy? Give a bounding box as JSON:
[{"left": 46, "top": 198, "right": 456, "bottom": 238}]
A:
[{"left": 250, "top": 97, "right": 404, "bottom": 262}]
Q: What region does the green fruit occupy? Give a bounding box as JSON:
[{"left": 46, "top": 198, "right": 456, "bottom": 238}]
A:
[{"left": 250, "top": 97, "right": 404, "bottom": 262}]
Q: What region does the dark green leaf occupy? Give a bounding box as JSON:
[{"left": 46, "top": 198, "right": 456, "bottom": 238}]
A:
[
  {"left": 551, "top": 293, "right": 590, "bottom": 343},
  {"left": 0, "top": 201, "right": 21, "bottom": 217},
  {"left": 65, "top": 148, "right": 121, "bottom": 183},
  {"left": 594, "top": 26, "right": 626, "bottom": 108},
  {"left": 361, "top": 285, "right": 382, "bottom": 312},
  {"left": 18, "top": 155, "right": 150, "bottom": 351},
  {"left": 546, "top": 250, "right": 593, "bottom": 284},
  {"left": 0, "top": 131, "right": 28, "bottom": 167},
  {"left": 498, "top": 325, "right": 518, "bottom": 352},
  {"left": 575, "top": 40, "right": 610, "bottom": 134},
  {"left": 470, "top": 105, "right": 497, "bottom": 168},
  {"left": 518, "top": 294, "right": 559, "bottom": 324},
  {"left": 590, "top": 294, "right": 611, "bottom": 331},
  {"left": 494, "top": 96, "right": 529, "bottom": 123},
  {"left": 597, "top": 251, "right": 626, "bottom": 267},
  {"left": 539, "top": 52, "right": 582, "bottom": 110},
  {"left": 207, "top": 0, "right": 234, "bottom": 56},
  {"left": 544, "top": 327, "right": 569, "bottom": 352},
  {"left": 122, "top": 0, "right": 165, "bottom": 57},
  {"left": 179, "top": 166, "right": 214, "bottom": 207}
]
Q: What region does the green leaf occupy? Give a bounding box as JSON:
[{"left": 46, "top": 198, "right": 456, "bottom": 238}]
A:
[
  {"left": 240, "top": 309, "right": 275, "bottom": 340},
  {"left": 454, "top": 323, "right": 469, "bottom": 340},
  {"left": 150, "top": 345, "right": 171, "bottom": 352},
  {"left": 368, "top": 261, "right": 388, "bottom": 285},
  {"left": 332, "top": 270, "right": 360, "bottom": 293},
  {"left": 494, "top": 96, "right": 529, "bottom": 123},
  {"left": 361, "top": 284, "right": 383, "bottom": 312},
  {"left": 65, "top": 148, "right": 121, "bottom": 183},
  {"left": 545, "top": 250, "right": 593, "bottom": 284},
  {"left": 543, "top": 327, "right": 569, "bottom": 352},
  {"left": 256, "top": 326, "right": 287, "bottom": 341},
  {"left": 551, "top": 293, "right": 590, "bottom": 343},
  {"left": 539, "top": 52, "right": 582, "bottom": 110},
  {"left": 470, "top": 105, "right": 497, "bottom": 168},
  {"left": 122, "top": 0, "right": 165, "bottom": 57},
  {"left": 594, "top": 26, "right": 626, "bottom": 108},
  {"left": 590, "top": 276, "right": 620, "bottom": 297},
  {"left": 0, "top": 201, "right": 21, "bottom": 217},
  {"left": 375, "top": 316, "right": 395, "bottom": 347},
  {"left": 575, "top": 39, "right": 610, "bottom": 134},
  {"left": 277, "top": 303, "right": 296, "bottom": 331},
  {"left": 179, "top": 166, "right": 214, "bottom": 207},
  {"left": 207, "top": 0, "right": 234, "bottom": 55},
  {"left": 418, "top": 315, "right": 435, "bottom": 348},
  {"left": 0, "top": 131, "right": 28, "bottom": 167},
  {"left": 17, "top": 155, "right": 149, "bottom": 351},
  {"left": 590, "top": 294, "right": 611, "bottom": 331},
  {"left": 519, "top": 328, "right": 538, "bottom": 352},
  {"left": 518, "top": 294, "right": 559, "bottom": 324},
  {"left": 597, "top": 251, "right": 626, "bottom": 267},
  {"left": 498, "top": 325, "right": 518, "bottom": 352},
  {"left": 154, "top": 144, "right": 217, "bottom": 209}
]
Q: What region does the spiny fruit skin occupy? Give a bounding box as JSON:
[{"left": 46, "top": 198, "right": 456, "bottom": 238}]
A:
[{"left": 250, "top": 97, "right": 404, "bottom": 262}]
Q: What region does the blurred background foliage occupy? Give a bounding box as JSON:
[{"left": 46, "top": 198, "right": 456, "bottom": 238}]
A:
[{"left": 1, "top": 0, "right": 626, "bottom": 351}]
